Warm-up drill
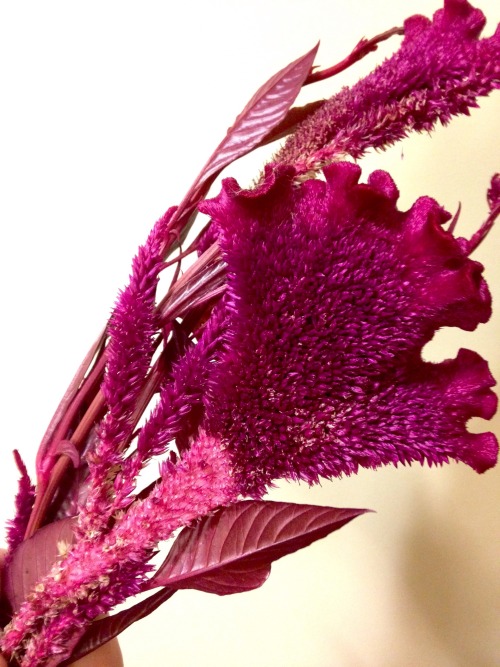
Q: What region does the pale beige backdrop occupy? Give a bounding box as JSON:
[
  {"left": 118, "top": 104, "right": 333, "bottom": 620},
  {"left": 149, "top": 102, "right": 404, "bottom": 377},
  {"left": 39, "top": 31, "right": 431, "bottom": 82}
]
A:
[{"left": 0, "top": 1, "right": 499, "bottom": 666}]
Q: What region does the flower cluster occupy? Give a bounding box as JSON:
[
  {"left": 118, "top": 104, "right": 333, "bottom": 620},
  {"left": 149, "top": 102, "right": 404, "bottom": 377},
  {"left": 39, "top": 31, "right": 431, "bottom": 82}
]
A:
[{"left": 0, "top": 1, "right": 498, "bottom": 665}]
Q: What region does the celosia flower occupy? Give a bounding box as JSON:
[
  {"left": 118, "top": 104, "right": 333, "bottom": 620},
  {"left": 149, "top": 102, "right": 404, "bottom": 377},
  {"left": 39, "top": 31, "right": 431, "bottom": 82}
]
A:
[
  {"left": 201, "top": 162, "right": 498, "bottom": 497},
  {"left": 275, "top": 0, "right": 500, "bottom": 171},
  {"left": 2, "top": 433, "right": 237, "bottom": 664},
  {"left": 1, "top": 1, "right": 498, "bottom": 665},
  {"left": 80, "top": 208, "right": 175, "bottom": 535}
]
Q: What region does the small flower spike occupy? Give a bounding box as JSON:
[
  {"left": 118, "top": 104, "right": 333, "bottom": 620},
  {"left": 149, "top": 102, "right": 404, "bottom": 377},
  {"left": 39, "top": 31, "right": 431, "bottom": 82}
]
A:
[{"left": 275, "top": 0, "right": 500, "bottom": 171}]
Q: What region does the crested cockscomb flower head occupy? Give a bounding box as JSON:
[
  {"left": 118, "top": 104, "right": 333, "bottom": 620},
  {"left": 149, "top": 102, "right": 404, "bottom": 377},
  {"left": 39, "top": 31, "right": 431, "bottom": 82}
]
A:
[
  {"left": 275, "top": 0, "right": 500, "bottom": 171},
  {"left": 201, "top": 162, "right": 498, "bottom": 497},
  {"left": 1, "top": 1, "right": 498, "bottom": 664}
]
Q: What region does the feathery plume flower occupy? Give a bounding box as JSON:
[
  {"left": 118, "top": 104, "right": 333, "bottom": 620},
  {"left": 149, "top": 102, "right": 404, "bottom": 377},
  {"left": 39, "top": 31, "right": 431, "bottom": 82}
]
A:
[
  {"left": 80, "top": 209, "right": 175, "bottom": 534},
  {"left": 275, "top": 0, "right": 500, "bottom": 172},
  {"left": 2, "top": 433, "right": 237, "bottom": 666}
]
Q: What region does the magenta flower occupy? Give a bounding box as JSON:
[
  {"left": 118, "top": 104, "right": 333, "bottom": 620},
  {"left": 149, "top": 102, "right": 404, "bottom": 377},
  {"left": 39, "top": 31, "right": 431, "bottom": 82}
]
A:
[
  {"left": 276, "top": 0, "right": 500, "bottom": 171},
  {"left": 2, "top": 433, "right": 237, "bottom": 665},
  {"left": 201, "top": 162, "right": 498, "bottom": 496},
  {"left": 0, "top": 1, "right": 498, "bottom": 664}
]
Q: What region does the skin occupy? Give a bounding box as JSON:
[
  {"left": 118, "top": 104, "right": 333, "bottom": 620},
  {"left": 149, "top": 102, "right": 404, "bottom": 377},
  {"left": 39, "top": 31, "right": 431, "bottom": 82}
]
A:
[{"left": 0, "top": 550, "right": 123, "bottom": 667}]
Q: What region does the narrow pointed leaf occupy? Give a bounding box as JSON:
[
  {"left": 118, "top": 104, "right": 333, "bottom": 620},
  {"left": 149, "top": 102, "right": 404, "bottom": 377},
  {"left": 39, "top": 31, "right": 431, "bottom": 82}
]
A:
[
  {"left": 61, "top": 587, "right": 176, "bottom": 665},
  {"left": 4, "top": 517, "right": 76, "bottom": 613},
  {"left": 197, "top": 43, "right": 318, "bottom": 184},
  {"left": 36, "top": 329, "right": 106, "bottom": 484},
  {"left": 45, "top": 627, "right": 88, "bottom": 667},
  {"left": 148, "top": 500, "right": 368, "bottom": 595},
  {"left": 171, "top": 44, "right": 319, "bottom": 234}
]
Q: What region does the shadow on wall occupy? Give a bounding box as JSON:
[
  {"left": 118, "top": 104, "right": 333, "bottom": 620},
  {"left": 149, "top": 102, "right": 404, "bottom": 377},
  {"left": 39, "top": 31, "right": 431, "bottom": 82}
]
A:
[{"left": 400, "top": 415, "right": 500, "bottom": 667}]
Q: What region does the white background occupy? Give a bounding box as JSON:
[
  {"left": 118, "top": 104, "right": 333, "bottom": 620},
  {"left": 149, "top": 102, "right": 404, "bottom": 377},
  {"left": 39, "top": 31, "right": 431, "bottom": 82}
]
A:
[{"left": 0, "top": 1, "right": 499, "bottom": 665}]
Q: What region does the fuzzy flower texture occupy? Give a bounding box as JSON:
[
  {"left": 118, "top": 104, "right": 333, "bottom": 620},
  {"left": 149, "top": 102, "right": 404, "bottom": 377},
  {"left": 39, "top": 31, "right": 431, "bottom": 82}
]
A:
[
  {"left": 202, "top": 0, "right": 500, "bottom": 494},
  {"left": 202, "top": 161, "right": 498, "bottom": 496},
  {"left": 1, "top": 1, "right": 499, "bottom": 665}
]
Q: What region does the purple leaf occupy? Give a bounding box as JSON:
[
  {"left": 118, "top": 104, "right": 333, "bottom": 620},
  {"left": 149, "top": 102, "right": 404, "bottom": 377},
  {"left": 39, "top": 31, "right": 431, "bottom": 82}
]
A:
[
  {"left": 54, "top": 440, "right": 80, "bottom": 468},
  {"left": 260, "top": 100, "right": 324, "bottom": 145},
  {"left": 198, "top": 44, "right": 319, "bottom": 184},
  {"left": 45, "top": 627, "right": 88, "bottom": 667},
  {"left": 60, "top": 588, "right": 176, "bottom": 665},
  {"left": 171, "top": 44, "right": 319, "bottom": 232},
  {"left": 148, "top": 500, "right": 368, "bottom": 595},
  {"left": 4, "top": 517, "right": 76, "bottom": 613}
]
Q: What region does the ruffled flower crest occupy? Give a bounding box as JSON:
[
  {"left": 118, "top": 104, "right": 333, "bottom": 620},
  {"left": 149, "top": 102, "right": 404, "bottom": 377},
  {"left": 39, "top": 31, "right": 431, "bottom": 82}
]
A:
[{"left": 200, "top": 162, "right": 498, "bottom": 496}]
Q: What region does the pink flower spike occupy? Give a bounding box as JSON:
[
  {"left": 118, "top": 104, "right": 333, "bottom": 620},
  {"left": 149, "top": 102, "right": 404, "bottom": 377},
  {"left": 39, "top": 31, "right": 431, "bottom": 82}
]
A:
[
  {"left": 80, "top": 207, "right": 175, "bottom": 535},
  {"left": 1, "top": 433, "right": 237, "bottom": 667},
  {"left": 275, "top": 0, "right": 500, "bottom": 171},
  {"left": 112, "top": 306, "right": 227, "bottom": 509}
]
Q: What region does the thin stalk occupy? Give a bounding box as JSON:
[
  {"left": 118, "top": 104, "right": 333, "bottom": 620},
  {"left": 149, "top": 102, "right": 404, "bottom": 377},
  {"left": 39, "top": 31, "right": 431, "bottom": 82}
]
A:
[
  {"left": 304, "top": 26, "right": 404, "bottom": 85},
  {"left": 25, "top": 388, "right": 108, "bottom": 539}
]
